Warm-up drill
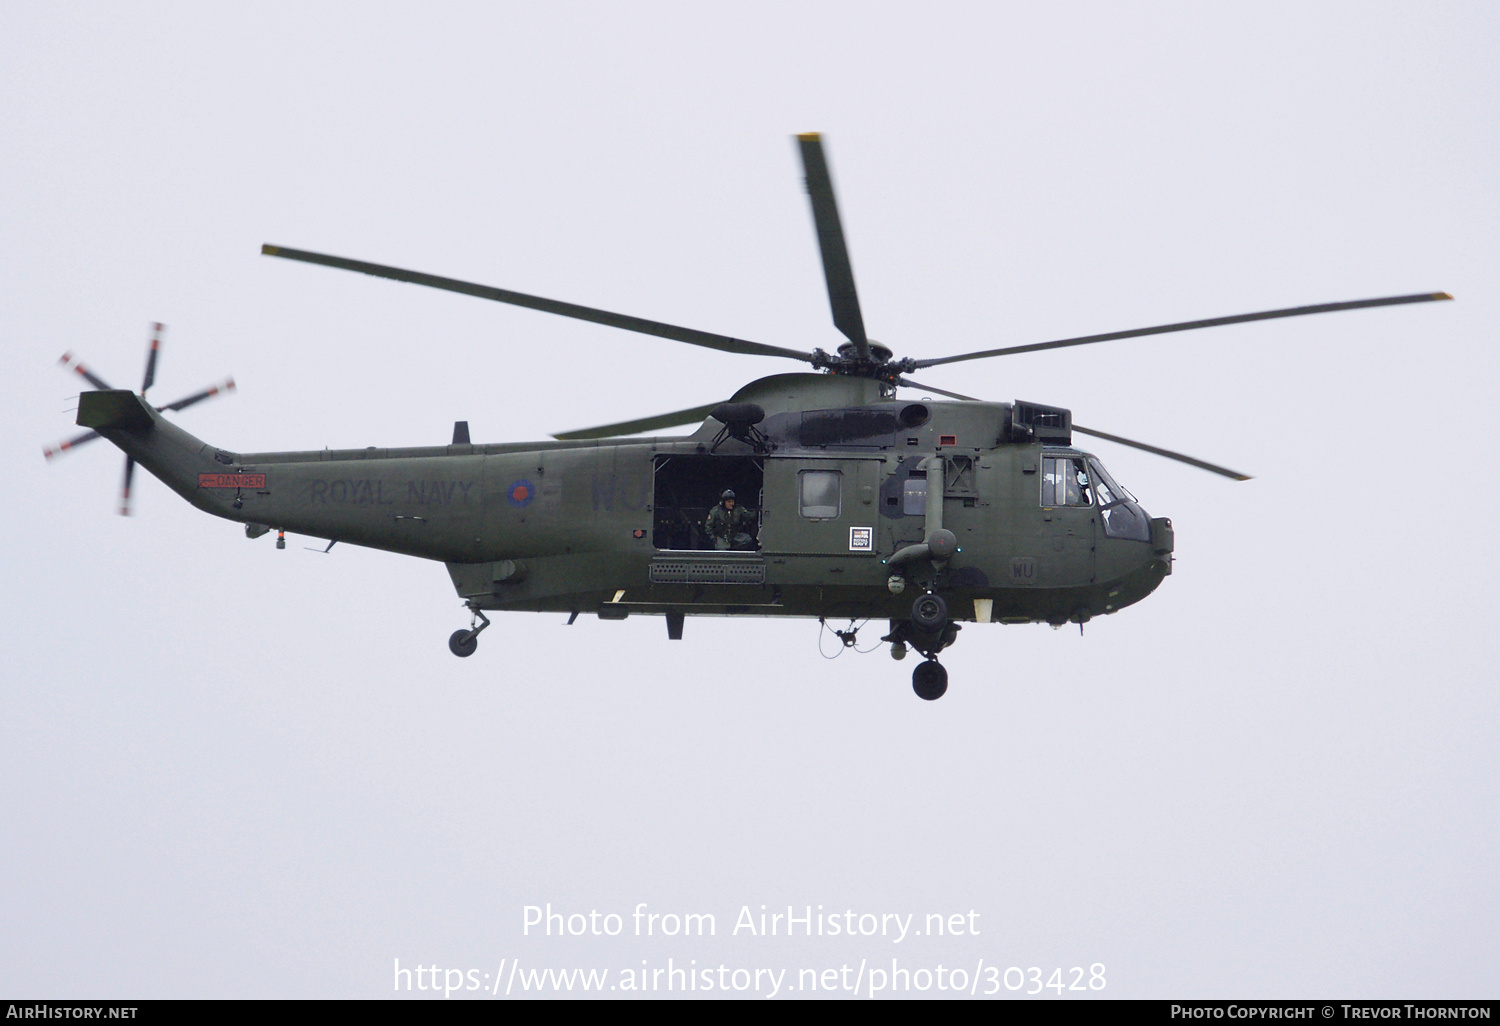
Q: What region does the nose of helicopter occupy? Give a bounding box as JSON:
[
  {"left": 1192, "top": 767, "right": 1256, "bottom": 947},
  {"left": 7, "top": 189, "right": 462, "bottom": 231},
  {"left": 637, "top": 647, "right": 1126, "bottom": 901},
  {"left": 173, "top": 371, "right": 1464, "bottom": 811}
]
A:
[
  {"left": 1149, "top": 516, "right": 1174, "bottom": 572},
  {"left": 1091, "top": 513, "right": 1176, "bottom": 620}
]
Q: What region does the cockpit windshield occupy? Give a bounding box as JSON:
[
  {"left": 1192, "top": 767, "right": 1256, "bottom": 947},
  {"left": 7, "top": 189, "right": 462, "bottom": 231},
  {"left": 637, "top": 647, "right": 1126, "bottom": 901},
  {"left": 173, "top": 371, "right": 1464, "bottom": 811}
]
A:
[
  {"left": 1088, "top": 459, "right": 1132, "bottom": 505},
  {"left": 1087, "top": 457, "right": 1150, "bottom": 541}
]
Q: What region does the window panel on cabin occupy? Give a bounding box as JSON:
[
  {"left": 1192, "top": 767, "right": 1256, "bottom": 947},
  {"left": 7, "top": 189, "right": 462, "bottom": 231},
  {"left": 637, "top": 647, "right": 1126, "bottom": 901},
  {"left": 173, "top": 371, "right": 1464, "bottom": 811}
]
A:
[
  {"left": 799, "top": 470, "right": 841, "bottom": 519},
  {"left": 902, "top": 477, "right": 927, "bottom": 516},
  {"left": 1041, "top": 456, "right": 1092, "bottom": 507}
]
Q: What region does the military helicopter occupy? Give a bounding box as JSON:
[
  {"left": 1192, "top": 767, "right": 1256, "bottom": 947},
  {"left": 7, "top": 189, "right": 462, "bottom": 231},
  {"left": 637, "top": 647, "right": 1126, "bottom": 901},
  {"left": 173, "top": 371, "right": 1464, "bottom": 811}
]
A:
[{"left": 53, "top": 134, "right": 1450, "bottom": 700}]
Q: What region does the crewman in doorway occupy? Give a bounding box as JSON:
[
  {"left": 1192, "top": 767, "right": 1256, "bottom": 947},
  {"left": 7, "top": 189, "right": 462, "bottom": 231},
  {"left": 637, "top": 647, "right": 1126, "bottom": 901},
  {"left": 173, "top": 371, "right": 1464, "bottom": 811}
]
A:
[{"left": 705, "top": 489, "right": 756, "bottom": 550}]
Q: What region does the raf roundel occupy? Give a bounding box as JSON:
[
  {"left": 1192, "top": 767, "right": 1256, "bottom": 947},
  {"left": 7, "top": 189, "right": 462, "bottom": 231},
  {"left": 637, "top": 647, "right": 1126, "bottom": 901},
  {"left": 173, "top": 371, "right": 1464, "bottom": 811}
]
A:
[{"left": 507, "top": 479, "right": 535, "bottom": 508}]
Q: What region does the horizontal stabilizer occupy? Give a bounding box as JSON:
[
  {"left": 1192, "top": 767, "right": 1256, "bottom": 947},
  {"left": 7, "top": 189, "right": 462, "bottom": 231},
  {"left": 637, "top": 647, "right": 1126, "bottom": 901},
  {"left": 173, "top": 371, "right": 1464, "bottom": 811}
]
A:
[{"left": 77, "top": 390, "right": 154, "bottom": 432}]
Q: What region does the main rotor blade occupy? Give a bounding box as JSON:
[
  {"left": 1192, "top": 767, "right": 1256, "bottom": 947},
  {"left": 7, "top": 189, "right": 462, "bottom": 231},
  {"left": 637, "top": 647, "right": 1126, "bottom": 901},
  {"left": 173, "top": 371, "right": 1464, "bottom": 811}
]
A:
[
  {"left": 1072, "top": 424, "right": 1251, "bottom": 481},
  {"left": 262, "top": 245, "right": 815, "bottom": 364},
  {"left": 914, "top": 292, "right": 1454, "bottom": 368},
  {"left": 141, "top": 322, "right": 163, "bottom": 393},
  {"left": 551, "top": 402, "right": 724, "bottom": 441},
  {"left": 59, "top": 352, "right": 113, "bottom": 391},
  {"left": 119, "top": 456, "right": 135, "bottom": 516},
  {"left": 797, "top": 133, "right": 868, "bottom": 359},
  {"left": 158, "top": 378, "right": 235, "bottom": 412},
  {"left": 43, "top": 429, "right": 102, "bottom": 460},
  {"left": 896, "top": 377, "right": 981, "bottom": 401},
  {"left": 896, "top": 377, "right": 1248, "bottom": 478}
]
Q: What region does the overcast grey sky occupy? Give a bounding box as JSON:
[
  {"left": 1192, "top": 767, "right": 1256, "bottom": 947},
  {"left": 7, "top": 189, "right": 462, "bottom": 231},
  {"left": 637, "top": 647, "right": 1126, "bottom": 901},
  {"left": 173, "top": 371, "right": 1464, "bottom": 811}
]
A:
[{"left": 2, "top": 1, "right": 1496, "bottom": 999}]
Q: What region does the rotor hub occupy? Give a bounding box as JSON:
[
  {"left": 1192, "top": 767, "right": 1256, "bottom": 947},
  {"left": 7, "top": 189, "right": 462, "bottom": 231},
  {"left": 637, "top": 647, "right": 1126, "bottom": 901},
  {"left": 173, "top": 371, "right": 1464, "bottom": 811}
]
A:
[
  {"left": 810, "top": 341, "right": 916, "bottom": 387},
  {"left": 838, "top": 340, "right": 893, "bottom": 363}
]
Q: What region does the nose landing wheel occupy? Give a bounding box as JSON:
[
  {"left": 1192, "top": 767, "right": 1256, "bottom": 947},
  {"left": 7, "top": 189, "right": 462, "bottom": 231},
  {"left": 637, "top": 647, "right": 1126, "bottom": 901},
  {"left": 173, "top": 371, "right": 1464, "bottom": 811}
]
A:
[{"left": 912, "top": 659, "right": 948, "bottom": 701}]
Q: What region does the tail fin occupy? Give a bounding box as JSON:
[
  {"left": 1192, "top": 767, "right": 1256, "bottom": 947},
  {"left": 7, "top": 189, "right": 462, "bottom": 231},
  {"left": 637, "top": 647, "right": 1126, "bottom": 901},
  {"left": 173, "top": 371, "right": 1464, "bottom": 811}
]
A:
[{"left": 77, "top": 389, "right": 155, "bottom": 432}]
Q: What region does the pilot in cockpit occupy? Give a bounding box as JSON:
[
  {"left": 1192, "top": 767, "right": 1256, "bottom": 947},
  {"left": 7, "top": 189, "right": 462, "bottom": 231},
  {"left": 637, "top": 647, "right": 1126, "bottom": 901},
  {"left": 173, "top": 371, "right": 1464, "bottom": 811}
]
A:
[
  {"left": 1075, "top": 466, "right": 1093, "bottom": 506},
  {"left": 1060, "top": 461, "right": 1092, "bottom": 506}
]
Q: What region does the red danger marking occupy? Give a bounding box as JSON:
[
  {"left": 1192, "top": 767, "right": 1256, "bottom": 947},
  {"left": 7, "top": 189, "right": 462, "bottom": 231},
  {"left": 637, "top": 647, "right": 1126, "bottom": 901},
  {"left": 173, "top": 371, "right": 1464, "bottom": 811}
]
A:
[{"left": 199, "top": 473, "right": 266, "bottom": 489}]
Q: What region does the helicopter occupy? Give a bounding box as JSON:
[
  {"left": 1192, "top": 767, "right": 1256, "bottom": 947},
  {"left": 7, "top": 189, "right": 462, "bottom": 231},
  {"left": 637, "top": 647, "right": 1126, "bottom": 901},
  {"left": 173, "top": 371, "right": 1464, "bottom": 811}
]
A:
[{"left": 52, "top": 133, "right": 1450, "bottom": 700}]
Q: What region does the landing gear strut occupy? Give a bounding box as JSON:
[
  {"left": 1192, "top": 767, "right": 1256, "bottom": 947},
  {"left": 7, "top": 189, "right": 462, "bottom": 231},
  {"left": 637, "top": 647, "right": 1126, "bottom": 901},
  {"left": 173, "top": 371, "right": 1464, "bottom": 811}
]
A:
[
  {"left": 882, "top": 593, "right": 960, "bottom": 700},
  {"left": 448, "top": 605, "right": 490, "bottom": 658}
]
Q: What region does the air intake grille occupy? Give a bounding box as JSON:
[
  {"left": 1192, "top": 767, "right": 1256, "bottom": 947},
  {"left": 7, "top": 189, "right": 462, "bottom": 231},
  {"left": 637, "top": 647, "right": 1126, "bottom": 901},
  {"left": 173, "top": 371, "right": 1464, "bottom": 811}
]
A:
[
  {"left": 650, "top": 558, "right": 766, "bottom": 585},
  {"left": 1012, "top": 400, "right": 1072, "bottom": 444}
]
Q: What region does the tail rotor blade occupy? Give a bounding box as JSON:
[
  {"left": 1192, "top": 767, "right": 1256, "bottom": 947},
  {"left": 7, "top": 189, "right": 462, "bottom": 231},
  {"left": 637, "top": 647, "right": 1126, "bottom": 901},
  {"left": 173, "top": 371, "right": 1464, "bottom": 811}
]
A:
[
  {"left": 59, "top": 352, "right": 113, "bottom": 391},
  {"left": 119, "top": 456, "right": 135, "bottom": 516},
  {"left": 158, "top": 378, "right": 235, "bottom": 412},
  {"left": 141, "top": 322, "right": 163, "bottom": 393},
  {"left": 796, "top": 133, "right": 868, "bottom": 358},
  {"left": 48, "top": 332, "right": 232, "bottom": 515},
  {"left": 42, "top": 429, "right": 102, "bottom": 460}
]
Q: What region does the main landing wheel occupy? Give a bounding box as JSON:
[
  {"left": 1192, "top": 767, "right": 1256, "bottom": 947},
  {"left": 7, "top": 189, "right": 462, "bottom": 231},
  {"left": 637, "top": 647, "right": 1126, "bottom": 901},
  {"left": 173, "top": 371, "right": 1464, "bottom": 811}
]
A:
[
  {"left": 910, "top": 592, "right": 948, "bottom": 631},
  {"left": 912, "top": 659, "right": 948, "bottom": 701},
  {"left": 448, "top": 629, "right": 478, "bottom": 658}
]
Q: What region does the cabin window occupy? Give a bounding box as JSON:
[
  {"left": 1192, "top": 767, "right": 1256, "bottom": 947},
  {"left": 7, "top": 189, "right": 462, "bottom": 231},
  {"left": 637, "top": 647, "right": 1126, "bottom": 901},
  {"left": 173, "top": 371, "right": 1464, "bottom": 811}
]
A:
[
  {"left": 902, "top": 477, "right": 927, "bottom": 516},
  {"left": 799, "top": 470, "right": 841, "bottom": 519},
  {"left": 1041, "top": 456, "right": 1092, "bottom": 507}
]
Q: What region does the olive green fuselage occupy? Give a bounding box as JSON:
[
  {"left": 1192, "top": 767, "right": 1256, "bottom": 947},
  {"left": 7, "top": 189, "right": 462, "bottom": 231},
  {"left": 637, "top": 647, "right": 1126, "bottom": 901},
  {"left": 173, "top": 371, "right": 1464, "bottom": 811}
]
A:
[{"left": 85, "top": 374, "right": 1172, "bottom": 630}]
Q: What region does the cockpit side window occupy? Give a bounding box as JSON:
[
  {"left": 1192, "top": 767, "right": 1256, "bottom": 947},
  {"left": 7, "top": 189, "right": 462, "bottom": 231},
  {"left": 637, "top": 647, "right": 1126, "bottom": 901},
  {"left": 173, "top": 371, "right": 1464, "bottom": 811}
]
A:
[
  {"left": 1087, "top": 457, "right": 1151, "bottom": 541},
  {"left": 1088, "top": 458, "right": 1136, "bottom": 504},
  {"left": 1093, "top": 472, "right": 1117, "bottom": 508},
  {"left": 1041, "top": 456, "right": 1092, "bottom": 507}
]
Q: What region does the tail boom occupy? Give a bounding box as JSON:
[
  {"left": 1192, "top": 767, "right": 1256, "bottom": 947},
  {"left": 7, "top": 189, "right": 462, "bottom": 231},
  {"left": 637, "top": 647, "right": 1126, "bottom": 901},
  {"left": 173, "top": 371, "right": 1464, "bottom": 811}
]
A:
[
  {"left": 74, "top": 389, "right": 490, "bottom": 561},
  {"left": 77, "top": 389, "right": 242, "bottom": 520}
]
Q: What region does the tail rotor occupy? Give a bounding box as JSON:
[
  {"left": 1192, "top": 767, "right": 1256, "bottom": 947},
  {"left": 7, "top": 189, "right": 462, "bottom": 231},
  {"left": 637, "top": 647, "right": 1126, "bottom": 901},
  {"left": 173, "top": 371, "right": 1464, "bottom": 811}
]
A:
[{"left": 44, "top": 323, "right": 235, "bottom": 514}]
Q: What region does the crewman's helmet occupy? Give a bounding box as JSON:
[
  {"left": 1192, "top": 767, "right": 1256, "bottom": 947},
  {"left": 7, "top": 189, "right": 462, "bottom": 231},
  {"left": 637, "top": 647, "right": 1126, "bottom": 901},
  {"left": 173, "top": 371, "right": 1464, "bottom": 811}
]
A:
[{"left": 721, "top": 489, "right": 736, "bottom": 501}]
